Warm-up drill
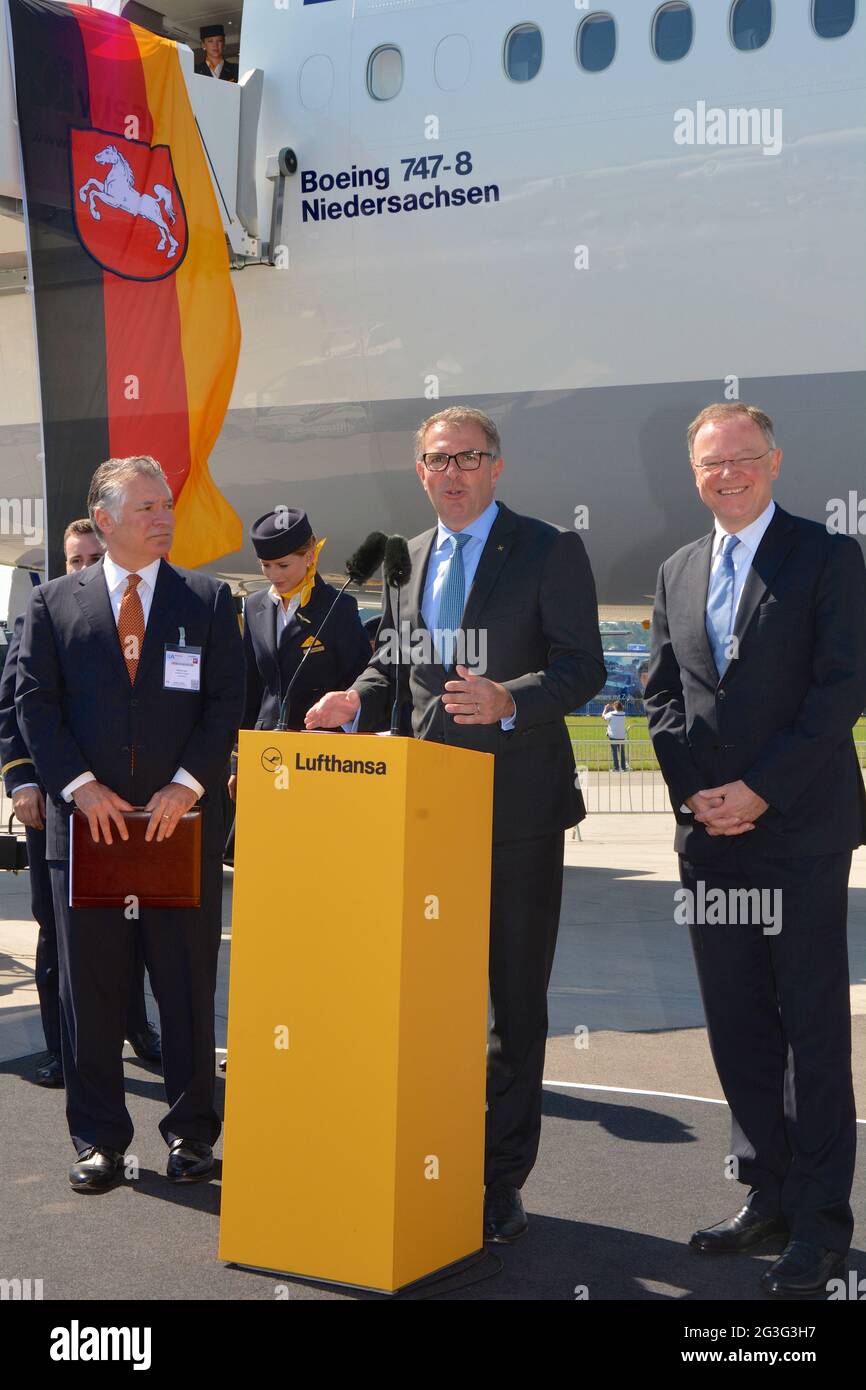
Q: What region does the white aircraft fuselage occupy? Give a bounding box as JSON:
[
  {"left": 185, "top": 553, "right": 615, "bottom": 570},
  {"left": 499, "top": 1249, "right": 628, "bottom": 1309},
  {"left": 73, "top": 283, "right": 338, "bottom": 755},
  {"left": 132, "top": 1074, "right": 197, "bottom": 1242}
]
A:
[{"left": 0, "top": 0, "right": 862, "bottom": 605}]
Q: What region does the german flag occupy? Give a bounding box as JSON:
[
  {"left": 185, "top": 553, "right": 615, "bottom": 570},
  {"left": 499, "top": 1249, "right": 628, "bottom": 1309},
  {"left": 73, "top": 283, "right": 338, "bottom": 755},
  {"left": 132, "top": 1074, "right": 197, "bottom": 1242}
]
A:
[{"left": 8, "top": 0, "right": 242, "bottom": 575}]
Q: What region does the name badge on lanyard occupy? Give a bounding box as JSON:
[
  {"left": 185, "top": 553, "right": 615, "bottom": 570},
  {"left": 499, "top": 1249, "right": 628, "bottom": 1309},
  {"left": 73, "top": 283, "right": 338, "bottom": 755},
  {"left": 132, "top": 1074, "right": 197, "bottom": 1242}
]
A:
[{"left": 164, "top": 627, "right": 202, "bottom": 692}]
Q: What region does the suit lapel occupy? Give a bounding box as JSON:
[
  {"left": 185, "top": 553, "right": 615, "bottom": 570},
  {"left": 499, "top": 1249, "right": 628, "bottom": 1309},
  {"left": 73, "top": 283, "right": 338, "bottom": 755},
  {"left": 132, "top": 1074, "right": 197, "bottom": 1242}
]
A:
[
  {"left": 74, "top": 560, "right": 129, "bottom": 684},
  {"left": 685, "top": 532, "right": 720, "bottom": 688},
  {"left": 730, "top": 506, "right": 798, "bottom": 653},
  {"left": 460, "top": 503, "right": 518, "bottom": 634},
  {"left": 404, "top": 529, "right": 436, "bottom": 630},
  {"left": 136, "top": 561, "right": 188, "bottom": 686},
  {"left": 279, "top": 578, "right": 321, "bottom": 654},
  {"left": 278, "top": 609, "right": 305, "bottom": 650}
]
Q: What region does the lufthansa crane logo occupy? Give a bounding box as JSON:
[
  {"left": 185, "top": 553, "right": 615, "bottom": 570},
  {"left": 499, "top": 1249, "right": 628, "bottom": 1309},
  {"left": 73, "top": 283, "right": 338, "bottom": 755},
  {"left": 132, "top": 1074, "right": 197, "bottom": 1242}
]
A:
[
  {"left": 70, "top": 128, "right": 188, "bottom": 281},
  {"left": 260, "top": 746, "right": 283, "bottom": 773}
]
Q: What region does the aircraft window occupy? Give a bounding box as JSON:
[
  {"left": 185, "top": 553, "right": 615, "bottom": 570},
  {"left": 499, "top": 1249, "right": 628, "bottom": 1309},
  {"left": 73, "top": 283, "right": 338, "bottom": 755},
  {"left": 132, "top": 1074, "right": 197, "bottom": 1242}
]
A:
[
  {"left": 368, "top": 45, "right": 403, "bottom": 101},
  {"left": 812, "top": 0, "right": 856, "bottom": 37},
  {"left": 730, "top": 0, "right": 773, "bottom": 50},
  {"left": 576, "top": 13, "right": 617, "bottom": 72},
  {"left": 504, "top": 23, "right": 542, "bottom": 82},
  {"left": 434, "top": 34, "right": 472, "bottom": 92},
  {"left": 652, "top": 2, "right": 694, "bottom": 61}
]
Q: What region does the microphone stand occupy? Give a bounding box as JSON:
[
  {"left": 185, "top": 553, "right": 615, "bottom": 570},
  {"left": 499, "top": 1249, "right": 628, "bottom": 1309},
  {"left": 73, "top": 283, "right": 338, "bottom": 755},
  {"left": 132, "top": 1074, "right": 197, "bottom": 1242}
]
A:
[
  {"left": 275, "top": 577, "right": 353, "bottom": 733},
  {"left": 389, "top": 581, "right": 403, "bottom": 737}
]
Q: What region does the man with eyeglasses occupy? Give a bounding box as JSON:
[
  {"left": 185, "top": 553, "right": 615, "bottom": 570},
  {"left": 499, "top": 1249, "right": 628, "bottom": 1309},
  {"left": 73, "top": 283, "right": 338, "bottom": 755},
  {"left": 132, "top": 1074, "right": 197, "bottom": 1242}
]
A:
[
  {"left": 645, "top": 402, "right": 866, "bottom": 1298},
  {"left": 306, "top": 405, "right": 605, "bottom": 1242}
]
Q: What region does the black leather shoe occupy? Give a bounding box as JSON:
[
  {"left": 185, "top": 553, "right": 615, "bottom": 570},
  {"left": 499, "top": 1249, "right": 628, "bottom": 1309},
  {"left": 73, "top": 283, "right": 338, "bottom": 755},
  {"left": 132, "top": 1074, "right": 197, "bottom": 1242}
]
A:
[
  {"left": 483, "top": 1184, "right": 528, "bottom": 1243},
  {"left": 35, "top": 1051, "right": 64, "bottom": 1088},
  {"left": 218, "top": 1056, "right": 227, "bottom": 1072},
  {"left": 69, "top": 1147, "right": 124, "bottom": 1194},
  {"left": 761, "top": 1240, "right": 846, "bottom": 1299},
  {"left": 166, "top": 1138, "right": 214, "bottom": 1183},
  {"left": 126, "top": 1025, "right": 162, "bottom": 1065},
  {"left": 690, "top": 1204, "right": 788, "bottom": 1253}
]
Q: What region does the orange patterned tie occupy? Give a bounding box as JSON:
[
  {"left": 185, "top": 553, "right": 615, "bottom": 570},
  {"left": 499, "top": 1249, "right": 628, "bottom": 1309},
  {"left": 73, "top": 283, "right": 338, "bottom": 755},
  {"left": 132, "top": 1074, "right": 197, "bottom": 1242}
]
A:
[{"left": 118, "top": 574, "right": 145, "bottom": 684}]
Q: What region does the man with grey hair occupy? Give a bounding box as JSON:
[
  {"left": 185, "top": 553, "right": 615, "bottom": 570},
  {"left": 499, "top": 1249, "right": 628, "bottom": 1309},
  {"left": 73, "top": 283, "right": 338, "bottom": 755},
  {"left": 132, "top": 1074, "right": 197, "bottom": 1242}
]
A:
[
  {"left": 646, "top": 402, "right": 866, "bottom": 1297},
  {"left": 17, "top": 456, "right": 244, "bottom": 1193},
  {"left": 307, "top": 405, "right": 606, "bottom": 1241},
  {"left": 0, "top": 516, "right": 161, "bottom": 1090}
]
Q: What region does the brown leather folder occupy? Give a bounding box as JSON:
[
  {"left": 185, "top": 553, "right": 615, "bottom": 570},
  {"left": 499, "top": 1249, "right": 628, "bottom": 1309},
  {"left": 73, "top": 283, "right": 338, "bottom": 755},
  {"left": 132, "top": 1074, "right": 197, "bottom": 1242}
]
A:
[{"left": 70, "top": 808, "right": 202, "bottom": 909}]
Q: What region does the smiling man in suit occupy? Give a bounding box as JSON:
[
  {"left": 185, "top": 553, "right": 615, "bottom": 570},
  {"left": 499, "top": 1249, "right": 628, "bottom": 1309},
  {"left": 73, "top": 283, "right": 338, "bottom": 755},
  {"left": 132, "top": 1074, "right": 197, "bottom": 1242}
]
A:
[
  {"left": 16, "top": 456, "right": 244, "bottom": 1193},
  {"left": 645, "top": 402, "right": 866, "bottom": 1297},
  {"left": 306, "top": 405, "right": 605, "bottom": 1241}
]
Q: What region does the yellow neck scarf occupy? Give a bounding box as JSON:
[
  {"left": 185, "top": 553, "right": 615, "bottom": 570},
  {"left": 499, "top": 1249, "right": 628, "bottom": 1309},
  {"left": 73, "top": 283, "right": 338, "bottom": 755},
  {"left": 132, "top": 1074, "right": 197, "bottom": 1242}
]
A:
[{"left": 275, "top": 537, "right": 326, "bottom": 609}]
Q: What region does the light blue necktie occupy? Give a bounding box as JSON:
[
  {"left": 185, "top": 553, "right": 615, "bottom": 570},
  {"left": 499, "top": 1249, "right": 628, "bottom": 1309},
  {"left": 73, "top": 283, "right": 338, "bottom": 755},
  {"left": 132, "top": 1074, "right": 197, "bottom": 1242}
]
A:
[
  {"left": 436, "top": 532, "right": 470, "bottom": 670},
  {"left": 706, "top": 533, "right": 740, "bottom": 675}
]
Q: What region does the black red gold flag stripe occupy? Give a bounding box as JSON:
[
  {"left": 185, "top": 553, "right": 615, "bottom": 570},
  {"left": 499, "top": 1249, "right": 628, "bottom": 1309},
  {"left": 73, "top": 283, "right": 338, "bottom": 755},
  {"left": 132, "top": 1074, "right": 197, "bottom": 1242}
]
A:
[{"left": 8, "top": 0, "right": 241, "bottom": 575}]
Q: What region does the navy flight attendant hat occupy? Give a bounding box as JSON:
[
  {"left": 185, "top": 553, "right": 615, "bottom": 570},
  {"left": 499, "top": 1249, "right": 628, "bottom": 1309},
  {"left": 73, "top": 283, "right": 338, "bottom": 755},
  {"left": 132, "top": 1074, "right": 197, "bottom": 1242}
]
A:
[{"left": 250, "top": 508, "right": 313, "bottom": 560}]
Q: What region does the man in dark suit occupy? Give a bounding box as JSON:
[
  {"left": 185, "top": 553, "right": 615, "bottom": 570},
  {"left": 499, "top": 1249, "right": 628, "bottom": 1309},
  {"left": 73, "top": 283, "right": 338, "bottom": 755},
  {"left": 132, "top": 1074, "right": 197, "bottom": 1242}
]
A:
[
  {"left": 645, "top": 402, "right": 866, "bottom": 1298},
  {"left": 194, "top": 25, "right": 238, "bottom": 82},
  {"left": 306, "top": 406, "right": 605, "bottom": 1241},
  {"left": 17, "top": 457, "right": 244, "bottom": 1193},
  {"left": 0, "top": 520, "right": 161, "bottom": 1088}
]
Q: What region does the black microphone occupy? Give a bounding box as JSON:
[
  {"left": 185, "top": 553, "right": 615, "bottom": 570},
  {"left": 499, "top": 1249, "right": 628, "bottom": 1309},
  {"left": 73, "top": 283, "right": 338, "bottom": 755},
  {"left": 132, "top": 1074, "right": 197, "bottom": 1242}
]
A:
[
  {"left": 275, "top": 531, "right": 388, "bottom": 732},
  {"left": 346, "top": 531, "right": 388, "bottom": 586},
  {"left": 383, "top": 536, "right": 412, "bottom": 736},
  {"left": 383, "top": 534, "right": 411, "bottom": 589}
]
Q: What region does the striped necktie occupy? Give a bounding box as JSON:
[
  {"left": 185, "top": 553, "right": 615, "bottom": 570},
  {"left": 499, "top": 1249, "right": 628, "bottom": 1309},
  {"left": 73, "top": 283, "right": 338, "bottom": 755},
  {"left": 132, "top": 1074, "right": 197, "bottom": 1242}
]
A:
[
  {"left": 705, "top": 534, "right": 740, "bottom": 675},
  {"left": 436, "top": 532, "right": 470, "bottom": 670}
]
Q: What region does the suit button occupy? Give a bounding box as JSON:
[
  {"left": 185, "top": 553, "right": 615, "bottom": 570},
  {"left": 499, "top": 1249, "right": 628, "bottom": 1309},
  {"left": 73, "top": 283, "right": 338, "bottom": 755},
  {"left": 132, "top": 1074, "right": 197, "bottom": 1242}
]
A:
[
  {"left": 717, "top": 690, "right": 726, "bottom": 700},
  {"left": 130, "top": 699, "right": 139, "bottom": 707},
  {"left": 121, "top": 746, "right": 129, "bottom": 753}
]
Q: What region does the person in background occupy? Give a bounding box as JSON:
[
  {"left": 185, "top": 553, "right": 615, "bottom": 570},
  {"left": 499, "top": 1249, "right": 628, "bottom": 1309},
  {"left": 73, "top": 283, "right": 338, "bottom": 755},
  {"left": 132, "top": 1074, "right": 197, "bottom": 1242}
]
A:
[
  {"left": 230, "top": 507, "right": 371, "bottom": 782},
  {"left": 602, "top": 699, "right": 628, "bottom": 771},
  {"left": 194, "top": 24, "right": 238, "bottom": 82},
  {"left": 0, "top": 520, "right": 161, "bottom": 1090},
  {"left": 218, "top": 508, "right": 370, "bottom": 1074}
]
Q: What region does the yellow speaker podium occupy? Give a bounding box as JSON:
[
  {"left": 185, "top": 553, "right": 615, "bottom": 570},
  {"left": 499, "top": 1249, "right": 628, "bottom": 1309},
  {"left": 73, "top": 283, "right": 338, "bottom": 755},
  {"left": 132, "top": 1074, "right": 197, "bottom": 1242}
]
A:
[{"left": 219, "top": 731, "right": 494, "bottom": 1293}]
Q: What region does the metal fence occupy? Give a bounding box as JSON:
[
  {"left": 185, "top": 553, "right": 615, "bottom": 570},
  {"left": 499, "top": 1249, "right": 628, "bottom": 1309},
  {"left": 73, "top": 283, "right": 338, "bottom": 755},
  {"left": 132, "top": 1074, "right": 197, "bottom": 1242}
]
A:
[
  {"left": 570, "top": 738, "right": 670, "bottom": 814},
  {"left": 571, "top": 734, "right": 866, "bottom": 814},
  {"left": 1, "top": 738, "right": 864, "bottom": 827}
]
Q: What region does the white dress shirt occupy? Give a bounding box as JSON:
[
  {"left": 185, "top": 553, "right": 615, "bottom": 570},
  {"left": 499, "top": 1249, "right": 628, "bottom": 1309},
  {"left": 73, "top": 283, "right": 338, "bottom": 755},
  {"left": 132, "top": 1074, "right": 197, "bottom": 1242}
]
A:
[
  {"left": 267, "top": 586, "right": 302, "bottom": 638},
  {"left": 420, "top": 498, "right": 516, "bottom": 729},
  {"left": 707, "top": 500, "right": 776, "bottom": 625},
  {"left": 682, "top": 499, "right": 776, "bottom": 813},
  {"left": 62, "top": 556, "right": 204, "bottom": 802},
  {"left": 345, "top": 498, "right": 517, "bottom": 732}
]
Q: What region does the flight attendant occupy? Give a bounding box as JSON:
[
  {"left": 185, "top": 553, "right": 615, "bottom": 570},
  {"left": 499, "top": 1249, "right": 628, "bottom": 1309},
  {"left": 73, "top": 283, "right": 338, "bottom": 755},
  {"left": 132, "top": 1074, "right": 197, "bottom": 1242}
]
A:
[{"left": 229, "top": 508, "right": 371, "bottom": 797}]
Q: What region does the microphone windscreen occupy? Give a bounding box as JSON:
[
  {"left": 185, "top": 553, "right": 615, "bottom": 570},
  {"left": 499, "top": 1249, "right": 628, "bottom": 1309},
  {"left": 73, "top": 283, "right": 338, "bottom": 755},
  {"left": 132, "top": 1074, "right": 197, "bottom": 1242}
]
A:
[
  {"left": 384, "top": 535, "right": 412, "bottom": 588},
  {"left": 345, "top": 531, "right": 388, "bottom": 585}
]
